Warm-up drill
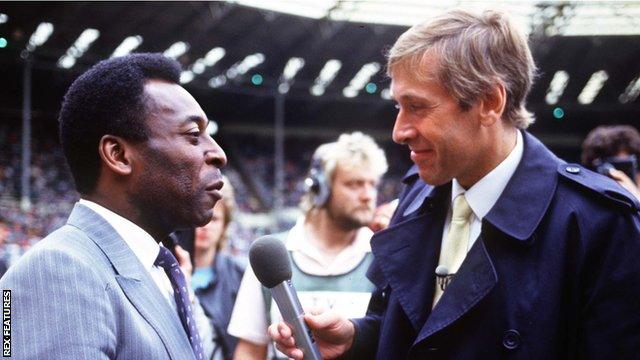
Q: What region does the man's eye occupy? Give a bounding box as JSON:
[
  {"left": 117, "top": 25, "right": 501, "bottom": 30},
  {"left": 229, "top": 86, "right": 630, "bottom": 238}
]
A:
[{"left": 186, "top": 131, "right": 201, "bottom": 143}]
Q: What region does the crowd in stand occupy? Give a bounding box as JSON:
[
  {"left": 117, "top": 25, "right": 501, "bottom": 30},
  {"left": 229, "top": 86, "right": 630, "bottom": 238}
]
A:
[{"left": 0, "top": 125, "right": 78, "bottom": 266}]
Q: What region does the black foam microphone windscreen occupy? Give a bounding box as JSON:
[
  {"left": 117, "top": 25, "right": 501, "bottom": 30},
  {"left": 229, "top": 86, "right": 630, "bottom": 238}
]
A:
[{"left": 249, "top": 235, "right": 292, "bottom": 288}]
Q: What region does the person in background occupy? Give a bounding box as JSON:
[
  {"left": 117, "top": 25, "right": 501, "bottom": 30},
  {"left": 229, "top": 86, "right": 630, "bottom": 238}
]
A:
[
  {"left": 192, "top": 175, "right": 245, "bottom": 360},
  {"left": 228, "top": 132, "right": 388, "bottom": 359},
  {"left": 270, "top": 9, "right": 640, "bottom": 359},
  {"left": 581, "top": 124, "right": 640, "bottom": 200}
]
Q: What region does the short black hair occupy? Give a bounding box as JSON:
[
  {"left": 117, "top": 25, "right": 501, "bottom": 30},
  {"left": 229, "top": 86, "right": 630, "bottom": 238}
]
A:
[
  {"left": 59, "top": 53, "right": 181, "bottom": 194},
  {"left": 581, "top": 125, "right": 640, "bottom": 166}
]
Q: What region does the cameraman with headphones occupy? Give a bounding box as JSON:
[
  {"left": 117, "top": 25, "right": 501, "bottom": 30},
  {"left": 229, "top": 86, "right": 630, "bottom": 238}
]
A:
[
  {"left": 582, "top": 125, "right": 640, "bottom": 200},
  {"left": 227, "top": 132, "right": 388, "bottom": 359}
]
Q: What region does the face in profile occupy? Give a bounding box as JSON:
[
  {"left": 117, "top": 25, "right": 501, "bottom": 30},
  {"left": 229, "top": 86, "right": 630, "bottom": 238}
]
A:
[
  {"left": 326, "top": 162, "right": 379, "bottom": 230},
  {"left": 194, "top": 199, "right": 227, "bottom": 253},
  {"left": 391, "top": 54, "right": 484, "bottom": 187},
  {"left": 128, "top": 80, "right": 227, "bottom": 231}
]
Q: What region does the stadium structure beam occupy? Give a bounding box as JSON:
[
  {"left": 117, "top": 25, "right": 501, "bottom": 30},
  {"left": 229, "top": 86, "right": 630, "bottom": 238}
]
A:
[
  {"left": 274, "top": 93, "right": 285, "bottom": 218},
  {"left": 21, "top": 58, "right": 32, "bottom": 211}
]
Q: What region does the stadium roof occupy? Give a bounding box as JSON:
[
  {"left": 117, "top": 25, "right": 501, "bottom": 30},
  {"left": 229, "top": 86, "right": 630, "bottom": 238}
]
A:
[
  {"left": 0, "top": 1, "right": 639, "bottom": 156},
  {"left": 233, "top": 0, "right": 640, "bottom": 36}
]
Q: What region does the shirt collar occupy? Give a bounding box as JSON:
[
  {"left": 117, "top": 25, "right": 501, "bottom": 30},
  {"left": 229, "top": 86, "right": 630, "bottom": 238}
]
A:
[
  {"left": 286, "top": 216, "right": 372, "bottom": 254},
  {"left": 451, "top": 130, "right": 524, "bottom": 220},
  {"left": 78, "top": 199, "right": 160, "bottom": 270}
]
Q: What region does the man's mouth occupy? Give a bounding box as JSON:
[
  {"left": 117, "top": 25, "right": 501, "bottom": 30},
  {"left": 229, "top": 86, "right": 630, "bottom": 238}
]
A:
[
  {"left": 204, "top": 179, "right": 224, "bottom": 200},
  {"left": 205, "top": 180, "right": 224, "bottom": 192},
  {"left": 410, "top": 148, "right": 434, "bottom": 162}
]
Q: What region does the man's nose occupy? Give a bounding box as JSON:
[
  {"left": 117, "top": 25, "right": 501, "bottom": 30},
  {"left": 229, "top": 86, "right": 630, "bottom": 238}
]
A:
[
  {"left": 360, "top": 185, "right": 377, "bottom": 202},
  {"left": 392, "top": 113, "right": 416, "bottom": 145},
  {"left": 204, "top": 135, "right": 227, "bottom": 168}
]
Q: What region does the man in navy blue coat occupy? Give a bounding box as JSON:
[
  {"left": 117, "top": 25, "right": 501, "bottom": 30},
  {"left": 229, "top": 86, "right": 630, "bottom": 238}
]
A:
[{"left": 270, "top": 8, "right": 640, "bottom": 359}]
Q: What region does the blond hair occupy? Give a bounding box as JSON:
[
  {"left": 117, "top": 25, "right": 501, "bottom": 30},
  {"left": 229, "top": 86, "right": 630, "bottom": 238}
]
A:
[
  {"left": 300, "top": 132, "right": 388, "bottom": 213},
  {"left": 387, "top": 9, "right": 537, "bottom": 129}
]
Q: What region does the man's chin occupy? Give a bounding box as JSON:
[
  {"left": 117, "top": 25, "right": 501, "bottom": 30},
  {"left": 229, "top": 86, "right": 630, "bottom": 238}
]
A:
[
  {"left": 347, "top": 213, "right": 374, "bottom": 229},
  {"left": 418, "top": 169, "right": 450, "bottom": 186},
  {"left": 191, "top": 209, "right": 214, "bottom": 228},
  {"left": 193, "top": 242, "right": 211, "bottom": 252}
]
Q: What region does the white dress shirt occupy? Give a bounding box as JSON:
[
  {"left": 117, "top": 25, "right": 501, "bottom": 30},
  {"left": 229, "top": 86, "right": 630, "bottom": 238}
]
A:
[{"left": 441, "top": 130, "right": 524, "bottom": 253}]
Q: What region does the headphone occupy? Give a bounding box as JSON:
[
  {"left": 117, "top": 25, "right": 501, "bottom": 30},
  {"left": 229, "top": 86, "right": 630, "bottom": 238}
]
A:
[{"left": 304, "top": 157, "right": 331, "bottom": 208}]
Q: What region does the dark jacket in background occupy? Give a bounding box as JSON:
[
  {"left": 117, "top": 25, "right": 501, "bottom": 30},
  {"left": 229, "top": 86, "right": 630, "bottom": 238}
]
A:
[
  {"left": 350, "top": 132, "right": 640, "bottom": 359},
  {"left": 195, "top": 253, "right": 245, "bottom": 360}
]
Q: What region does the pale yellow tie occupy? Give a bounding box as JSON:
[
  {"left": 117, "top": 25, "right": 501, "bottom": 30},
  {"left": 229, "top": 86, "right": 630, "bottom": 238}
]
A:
[{"left": 433, "top": 194, "right": 473, "bottom": 306}]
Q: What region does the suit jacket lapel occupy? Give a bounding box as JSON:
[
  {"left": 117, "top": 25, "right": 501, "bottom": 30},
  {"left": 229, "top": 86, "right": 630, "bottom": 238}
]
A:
[
  {"left": 67, "top": 204, "right": 194, "bottom": 360},
  {"left": 415, "top": 235, "right": 497, "bottom": 344},
  {"left": 115, "top": 276, "right": 193, "bottom": 360}
]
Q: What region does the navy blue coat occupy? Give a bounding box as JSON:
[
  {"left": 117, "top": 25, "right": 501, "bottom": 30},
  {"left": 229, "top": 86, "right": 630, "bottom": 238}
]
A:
[{"left": 350, "top": 132, "right": 640, "bottom": 359}]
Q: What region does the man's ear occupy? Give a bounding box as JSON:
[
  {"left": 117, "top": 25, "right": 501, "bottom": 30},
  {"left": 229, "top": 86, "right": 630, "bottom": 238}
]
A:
[
  {"left": 478, "top": 82, "right": 506, "bottom": 127},
  {"left": 98, "top": 135, "right": 134, "bottom": 176}
]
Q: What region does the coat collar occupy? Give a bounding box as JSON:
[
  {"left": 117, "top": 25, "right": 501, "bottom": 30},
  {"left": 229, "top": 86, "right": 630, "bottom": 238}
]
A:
[
  {"left": 66, "top": 203, "right": 195, "bottom": 360},
  {"left": 483, "top": 131, "right": 560, "bottom": 241},
  {"left": 402, "top": 164, "right": 420, "bottom": 184}
]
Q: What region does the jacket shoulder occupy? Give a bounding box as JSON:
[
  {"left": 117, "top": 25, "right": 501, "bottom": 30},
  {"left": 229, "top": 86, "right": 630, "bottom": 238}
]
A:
[
  {"left": 0, "top": 226, "right": 108, "bottom": 291},
  {"left": 557, "top": 163, "right": 640, "bottom": 211}
]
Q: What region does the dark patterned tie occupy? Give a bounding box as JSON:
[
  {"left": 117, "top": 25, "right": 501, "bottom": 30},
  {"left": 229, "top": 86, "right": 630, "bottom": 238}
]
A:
[{"left": 154, "top": 246, "right": 205, "bottom": 360}]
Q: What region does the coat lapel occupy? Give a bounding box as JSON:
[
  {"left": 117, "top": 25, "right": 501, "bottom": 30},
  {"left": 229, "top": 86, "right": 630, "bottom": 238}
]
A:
[
  {"left": 370, "top": 184, "right": 448, "bottom": 331},
  {"left": 415, "top": 236, "right": 497, "bottom": 344},
  {"left": 67, "top": 204, "right": 194, "bottom": 360}
]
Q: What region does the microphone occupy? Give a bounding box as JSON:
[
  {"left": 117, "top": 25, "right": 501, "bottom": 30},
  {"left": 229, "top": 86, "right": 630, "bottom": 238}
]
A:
[
  {"left": 435, "top": 265, "right": 454, "bottom": 291},
  {"left": 249, "top": 236, "right": 322, "bottom": 360}
]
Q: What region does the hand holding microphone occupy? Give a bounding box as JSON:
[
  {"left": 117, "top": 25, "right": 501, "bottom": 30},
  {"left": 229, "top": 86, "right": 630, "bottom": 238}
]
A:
[{"left": 250, "top": 236, "right": 355, "bottom": 360}]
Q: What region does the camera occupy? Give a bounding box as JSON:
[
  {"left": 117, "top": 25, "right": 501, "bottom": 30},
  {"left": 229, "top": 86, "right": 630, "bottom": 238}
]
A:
[{"left": 593, "top": 154, "right": 638, "bottom": 181}]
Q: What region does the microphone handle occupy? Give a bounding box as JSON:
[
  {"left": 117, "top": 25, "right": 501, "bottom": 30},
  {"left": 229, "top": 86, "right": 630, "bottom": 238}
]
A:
[{"left": 270, "top": 280, "right": 323, "bottom": 360}]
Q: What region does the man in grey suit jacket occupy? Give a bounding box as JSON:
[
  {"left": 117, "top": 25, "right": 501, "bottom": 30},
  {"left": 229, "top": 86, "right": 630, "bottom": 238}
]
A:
[{"left": 0, "top": 53, "right": 227, "bottom": 359}]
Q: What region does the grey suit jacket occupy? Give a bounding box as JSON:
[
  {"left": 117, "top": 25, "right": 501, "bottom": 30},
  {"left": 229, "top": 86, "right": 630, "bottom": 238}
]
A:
[{"left": 0, "top": 204, "right": 196, "bottom": 359}]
